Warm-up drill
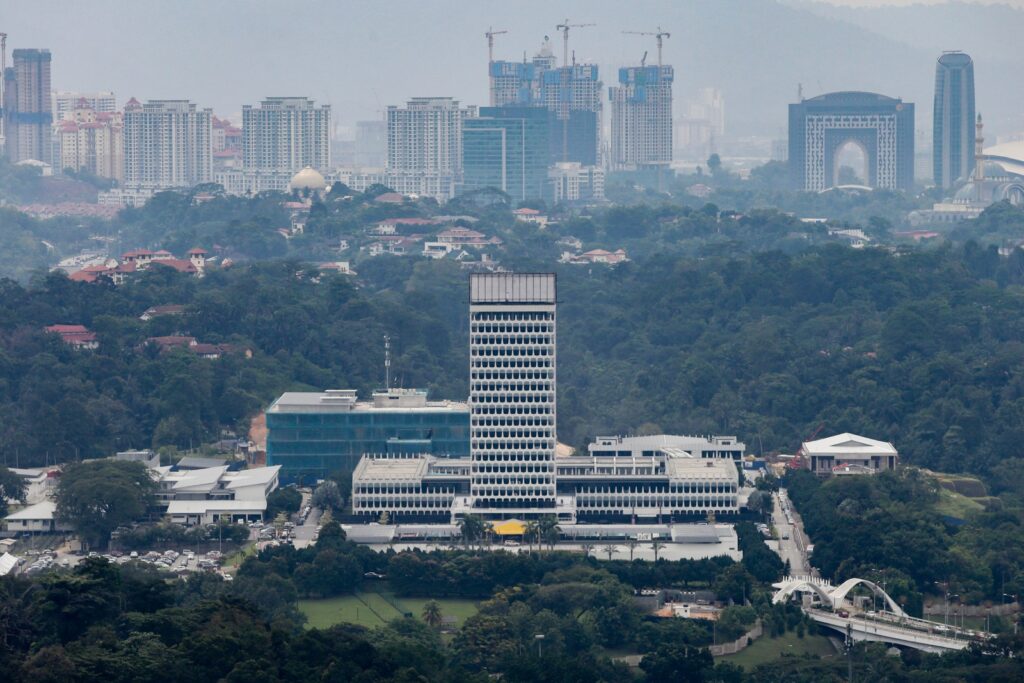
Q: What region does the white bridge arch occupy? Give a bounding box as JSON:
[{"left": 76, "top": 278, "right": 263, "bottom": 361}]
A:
[{"left": 772, "top": 575, "right": 906, "bottom": 617}]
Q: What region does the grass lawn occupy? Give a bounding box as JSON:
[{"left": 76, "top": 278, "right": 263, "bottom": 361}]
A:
[
  {"left": 300, "top": 595, "right": 386, "bottom": 629},
  {"left": 358, "top": 591, "right": 407, "bottom": 621},
  {"left": 398, "top": 597, "right": 479, "bottom": 627},
  {"left": 718, "top": 631, "right": 837, "bottom": 670},
  {"left": 299, "top": 593, "right": 480, "bottom": 630},
  {"left": 933, "top": 487, "right": 985, "bottom": 520}
]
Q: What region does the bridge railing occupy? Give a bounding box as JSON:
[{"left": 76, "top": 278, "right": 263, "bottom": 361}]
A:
[{"left": 807, "top": 607, "right": 987, "bottom": 643}]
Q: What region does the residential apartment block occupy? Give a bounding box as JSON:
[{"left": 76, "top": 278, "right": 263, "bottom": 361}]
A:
[
  {"left": 123, "top": 98, "right": 212, "bottom": 189},
  {"left": 242, "top": 96, "right": 330, "bottom": 173},
  {"left": 609, "top": 65, "right": 674, "bottom": 171}
]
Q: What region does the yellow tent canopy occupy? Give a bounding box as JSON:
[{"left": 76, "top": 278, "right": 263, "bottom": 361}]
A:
[{"left": 491, "top": 519, "right": 527, "bottom": 536}]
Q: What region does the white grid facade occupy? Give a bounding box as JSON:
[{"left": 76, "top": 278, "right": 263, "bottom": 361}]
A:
[{"left": 469, "top": 273, "right": 557, "bottom": 513}]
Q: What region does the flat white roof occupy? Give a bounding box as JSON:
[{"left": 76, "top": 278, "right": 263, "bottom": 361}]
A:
[
  {"left": 166, "top": 500, "right": 266, "bottom": 514},
  {"left": 589, "top": 434, "right": 745, "bottom": 452},
  {"left": 666, "top": 457, "right": 738, "bottom": 481},
  {"left": 268, "top": 391, "right": 467, "bottom": 414},
  {"left": 354, "top": 456, "right": 430, "bottom": 482},
  {"left": 5, "top": 500, "right": 56, "bottom": 521}
]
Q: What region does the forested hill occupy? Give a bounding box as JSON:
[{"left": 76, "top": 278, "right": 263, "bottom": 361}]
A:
[{"left": 4, "top": 243, "right": 1024, "bottom": 485}]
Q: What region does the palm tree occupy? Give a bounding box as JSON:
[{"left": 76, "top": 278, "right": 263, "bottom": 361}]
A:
[
  {"left": 651, "top": 539, "right": 664, "bottom": 562},
  {"left": 538, "top": 515, "right": 560, "bottom": 551},
  {"left": 625, "top": 539, "right": 638, "bottom": 562},
  {"left": 580, "top": 542, "right": 595, "bottom": 558},
  {"left": 524, "top": 520, "right": 540, "bottom": 555},
  {"left": 422, "top": 600, "right": 443, "bottom": 629},
  {"left": 458, "top": 514, "right": 486, "bottom": 548},
  {"left": 603, "top": 544, "right": 620, "bottom": 562}
]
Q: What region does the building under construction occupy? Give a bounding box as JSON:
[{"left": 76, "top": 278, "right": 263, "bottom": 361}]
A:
[
  {"left": 488, "top": 34, "right": 602, "bottom": 167},
  {"left": 609, "top": 65, "right": 674, "bottom": 171}
]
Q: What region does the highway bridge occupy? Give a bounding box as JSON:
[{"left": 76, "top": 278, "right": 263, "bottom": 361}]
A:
[{"left": 773, "top": 575, "right": 992, "bottom": 653}]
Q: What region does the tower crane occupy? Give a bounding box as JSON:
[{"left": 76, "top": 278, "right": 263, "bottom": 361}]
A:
[
  {"left": 485, "top": 26, "right": 508, "bottom": 64},
  {"left": 555, "top": 19, "right": 595, "bottom": 68},
  {"left": 622, "top": 26, "right": 671, "bottom": 67}
]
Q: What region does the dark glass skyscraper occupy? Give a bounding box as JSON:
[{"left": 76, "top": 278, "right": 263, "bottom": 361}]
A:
[
  {"left": 933, "top": 51, "right": 975, "bottom": 189},
  {"left": 462, "top": 106, "right": 550, "bottom": 202}
]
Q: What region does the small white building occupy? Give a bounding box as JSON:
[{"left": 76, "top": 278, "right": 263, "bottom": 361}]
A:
[
  {"left": 3, "top": 501, "right": 71, "bottom": 533},
  {"left": 155, "top": 464, "right": 280, "bottom": 525},
  {"left": 166, "top": 499, "right": 267, "bottom": 526},
  {"left": 800, "top": 433, "right": 898, "bottom": 476}
]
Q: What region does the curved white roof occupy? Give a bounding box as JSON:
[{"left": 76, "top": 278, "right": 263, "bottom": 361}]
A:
[{"left": 985, "top": 142, "right": 1024, "bottom": 178}]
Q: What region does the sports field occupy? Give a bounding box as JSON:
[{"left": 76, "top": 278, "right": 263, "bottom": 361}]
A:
[{"left": 299, "top": 591, "right": 479, "bottom": 630}]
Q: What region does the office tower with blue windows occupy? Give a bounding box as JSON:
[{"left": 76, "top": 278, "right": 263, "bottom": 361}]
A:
[
  {"left": 266, "top": 388, "right": 470, "bottom": 483},
  {"left": 933, "top": 51, "right": 976, "bottom": 189},
  {"left": 609, "top": 65, "right": 674, "bottom": 171},
  {"left": 462, "top": 106, "right": 550, "bottom": 201}
]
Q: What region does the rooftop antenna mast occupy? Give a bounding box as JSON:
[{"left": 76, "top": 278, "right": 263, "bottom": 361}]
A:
[
  {"left": 622, "top": 26, "right": 671, "bottom": 67},
  {"left": 384, "top": 334, "right": 391, "bottom": 390}
]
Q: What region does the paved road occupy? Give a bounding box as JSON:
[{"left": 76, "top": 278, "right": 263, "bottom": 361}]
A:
[
  {"left": 293, "top": 506, "right": 322, "bottom": 548},
  {"left": 773, "top": 489, "right": 813, "bottom": 576}
]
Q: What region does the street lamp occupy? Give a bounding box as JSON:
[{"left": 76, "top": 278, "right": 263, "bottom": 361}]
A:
[{"left": 534, "top": 633, "right": 545, "bottom": 658}]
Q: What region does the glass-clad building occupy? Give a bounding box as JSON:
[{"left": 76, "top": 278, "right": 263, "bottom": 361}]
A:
[
  {"left": 933, "top": 51, "right": 975, "bottom": 189},
  {"left": 462, "top": 106, "right": 550, "bottom": 202},
  {"left": 266, "top": 389, "right": 469, "bottom": 483}
]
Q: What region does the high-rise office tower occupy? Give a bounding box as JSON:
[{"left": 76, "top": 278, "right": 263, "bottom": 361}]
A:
[
  {"left": 462, "top": 106, "right": 550, "bottom": 201},
  {"left": 123, "top": 99, "right": 212, "bottom": 188},
  {"left": 53, "top": 91, "right": 116, "bottom": 121},
  {"left": 242, "top": 97, "right": 330, "bottom": 172},
  {"left": 609, "top": 65, "right": 674, "bottom": 171},
  {"left": 4, "top": 49, "right": 53, "bottom": 163},
  {"left": 469, "top": 273, "right": 557, "bottom": 516},
  {"left": 386, "top": 97, "right": 475, "bottom": 200},
  {"left": 933, "top": 51, "right": 975, "bottom": 188}
]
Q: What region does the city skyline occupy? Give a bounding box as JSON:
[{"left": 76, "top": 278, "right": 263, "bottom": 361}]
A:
[{"left": 3, "top": 0, "right": 1021, "bottom": 140}]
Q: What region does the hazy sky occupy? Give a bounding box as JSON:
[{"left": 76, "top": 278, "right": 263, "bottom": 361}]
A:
[{"left": 3, "top": 0, "right": 1021, "bottom": 137}]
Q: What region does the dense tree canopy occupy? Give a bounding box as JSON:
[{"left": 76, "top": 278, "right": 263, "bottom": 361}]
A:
[{"left": 55, "top": 460, "right": 157, "bottom": 548}]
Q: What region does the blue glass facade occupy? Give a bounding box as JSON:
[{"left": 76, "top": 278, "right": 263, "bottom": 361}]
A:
[
  {"left": 266, "top": 394, "right": 470, "bottom": 483},
  {"left": 462, "top": 106, "right": 550, "bottom": 202},
  {"left": 933, "top": 52, "right": 975, "bottom": 189}
]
